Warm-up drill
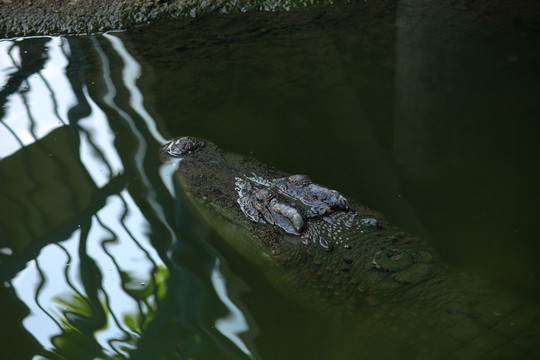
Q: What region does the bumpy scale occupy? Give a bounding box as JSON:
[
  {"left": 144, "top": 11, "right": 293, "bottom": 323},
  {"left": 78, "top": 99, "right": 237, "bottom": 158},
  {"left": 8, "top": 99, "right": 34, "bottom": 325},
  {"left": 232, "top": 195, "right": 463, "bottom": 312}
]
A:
[{"left": 235, "top": 174, "right": 378, "bottom": 251}]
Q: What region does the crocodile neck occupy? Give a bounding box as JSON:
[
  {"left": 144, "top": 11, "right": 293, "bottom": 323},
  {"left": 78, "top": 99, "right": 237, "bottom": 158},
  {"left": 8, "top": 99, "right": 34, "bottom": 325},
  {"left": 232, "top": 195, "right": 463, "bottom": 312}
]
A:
[{"left": 272, "top": 213, "right": 444, "bottom": 308}]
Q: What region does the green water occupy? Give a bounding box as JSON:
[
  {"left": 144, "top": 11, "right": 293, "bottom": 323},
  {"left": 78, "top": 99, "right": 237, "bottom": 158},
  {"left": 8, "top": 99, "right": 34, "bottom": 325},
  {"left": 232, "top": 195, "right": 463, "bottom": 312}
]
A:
[{"left": 1, "top": 1, "right": 539, "bottom": 359}]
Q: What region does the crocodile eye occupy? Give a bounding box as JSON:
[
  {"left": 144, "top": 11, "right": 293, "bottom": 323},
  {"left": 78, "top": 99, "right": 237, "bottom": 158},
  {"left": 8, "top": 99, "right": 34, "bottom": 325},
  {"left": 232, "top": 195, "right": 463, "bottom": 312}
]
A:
[
  {"left": 166, "top": 137, "right": 205, "bottom": 157},
  {"left": 288, "top": 174, "right": 312, "bottom": 186}
]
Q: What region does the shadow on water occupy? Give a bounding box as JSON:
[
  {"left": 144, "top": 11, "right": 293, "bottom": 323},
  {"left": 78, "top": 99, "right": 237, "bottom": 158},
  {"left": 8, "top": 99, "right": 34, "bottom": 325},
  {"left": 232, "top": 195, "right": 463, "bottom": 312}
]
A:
[{"left": 1, "top": 1, "right": 540, "bottom": 359}]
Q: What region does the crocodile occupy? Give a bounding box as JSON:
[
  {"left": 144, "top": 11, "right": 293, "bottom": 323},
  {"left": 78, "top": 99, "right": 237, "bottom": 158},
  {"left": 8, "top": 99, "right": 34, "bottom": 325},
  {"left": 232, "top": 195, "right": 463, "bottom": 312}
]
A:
[{"left": 160, "top": 136, "right": 540, "bottom": 359}]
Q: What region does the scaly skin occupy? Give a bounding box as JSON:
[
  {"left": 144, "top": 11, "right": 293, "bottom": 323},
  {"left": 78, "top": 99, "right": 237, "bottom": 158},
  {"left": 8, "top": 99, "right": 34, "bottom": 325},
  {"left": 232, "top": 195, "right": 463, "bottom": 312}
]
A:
[{"left": 160, "top": 136, "right": 540, "bottom": 359}]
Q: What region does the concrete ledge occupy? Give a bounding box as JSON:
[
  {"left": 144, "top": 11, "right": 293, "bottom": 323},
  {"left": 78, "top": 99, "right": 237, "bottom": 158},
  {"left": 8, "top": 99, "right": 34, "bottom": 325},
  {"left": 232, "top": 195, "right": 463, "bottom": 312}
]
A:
[{"left": 0, "top": 0, "right": 341, "bottom": 39}]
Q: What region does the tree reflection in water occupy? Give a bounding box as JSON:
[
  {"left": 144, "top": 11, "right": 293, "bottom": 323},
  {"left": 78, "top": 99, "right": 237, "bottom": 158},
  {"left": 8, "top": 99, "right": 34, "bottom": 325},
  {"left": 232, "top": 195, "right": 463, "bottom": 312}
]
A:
[{"left": 0, "top": 34, "right": 253, "bottom": 360}]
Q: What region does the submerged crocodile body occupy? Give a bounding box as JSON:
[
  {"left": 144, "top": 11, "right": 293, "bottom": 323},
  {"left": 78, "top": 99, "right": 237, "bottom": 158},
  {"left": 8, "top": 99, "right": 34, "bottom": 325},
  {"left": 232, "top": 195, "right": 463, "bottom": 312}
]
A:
[{"left": 160, "top": 136, "right": 540, "bottom": 359}]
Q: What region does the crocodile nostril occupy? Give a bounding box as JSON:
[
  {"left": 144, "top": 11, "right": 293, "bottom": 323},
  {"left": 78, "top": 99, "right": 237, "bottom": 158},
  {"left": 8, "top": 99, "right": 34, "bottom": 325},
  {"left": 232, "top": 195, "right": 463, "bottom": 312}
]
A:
[{"left": 166, "top": 136, "right": 205, "bottom": 157}]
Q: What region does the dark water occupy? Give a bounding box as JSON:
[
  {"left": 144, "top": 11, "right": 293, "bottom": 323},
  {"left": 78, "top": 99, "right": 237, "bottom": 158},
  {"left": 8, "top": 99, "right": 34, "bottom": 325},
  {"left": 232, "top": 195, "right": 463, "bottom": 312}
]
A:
[{"left": 1, "top": 1, "right": 539, "bottom": 359}]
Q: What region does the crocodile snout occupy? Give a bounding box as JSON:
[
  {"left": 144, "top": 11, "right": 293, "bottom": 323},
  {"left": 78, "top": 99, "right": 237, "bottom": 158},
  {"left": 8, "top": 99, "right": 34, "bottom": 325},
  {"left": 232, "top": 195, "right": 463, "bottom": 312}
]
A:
[{"left": 160, "top": 136, "right": 205, "bottom": 162}]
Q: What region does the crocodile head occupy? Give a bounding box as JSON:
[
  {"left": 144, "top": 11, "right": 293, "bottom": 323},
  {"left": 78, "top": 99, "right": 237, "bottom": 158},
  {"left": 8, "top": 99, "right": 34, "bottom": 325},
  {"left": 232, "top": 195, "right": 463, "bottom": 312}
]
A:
[
  {"left": 160, "top": 136, "right": 289, "bottom": 264},
  {"left": 160, "top": 136, "right": 379, "bottom": 266}
]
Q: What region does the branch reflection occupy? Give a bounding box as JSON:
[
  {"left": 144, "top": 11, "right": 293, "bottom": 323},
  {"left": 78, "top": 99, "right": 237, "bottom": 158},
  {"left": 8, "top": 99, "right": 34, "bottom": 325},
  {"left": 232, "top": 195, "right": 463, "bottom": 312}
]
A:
[{"left": 0, "top": 33, "right": 253, "bottom": 360}]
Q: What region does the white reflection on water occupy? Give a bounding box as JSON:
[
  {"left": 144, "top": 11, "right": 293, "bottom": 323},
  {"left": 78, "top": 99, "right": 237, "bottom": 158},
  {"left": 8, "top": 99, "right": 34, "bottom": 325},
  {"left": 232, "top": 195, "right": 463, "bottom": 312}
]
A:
[
  {"left": 78, "top": 83, "right": 124, "bottom": 187},
  {"left": 101, "top": 33, "right": 254, "bottom": 356},
  {"left": 212, "top": 258, "right": 251, "bottom": 355},
  {"left": 89, "top": 190, "right": 166, "bottom": 354},
  {"left": 104, "top": 32, "right": 167, "bottom": 145},
  {"left": 11, "top": 246, "right": 64, "bottom": 352},
  {"left": 12, "top": 188, "right": 166, "bottom": 357},
  {"left": 2, "top": 32, "right": 253, "bottom": 358},
  {"left": 0, "top": 37, "right": 74, "bottom": 159}
]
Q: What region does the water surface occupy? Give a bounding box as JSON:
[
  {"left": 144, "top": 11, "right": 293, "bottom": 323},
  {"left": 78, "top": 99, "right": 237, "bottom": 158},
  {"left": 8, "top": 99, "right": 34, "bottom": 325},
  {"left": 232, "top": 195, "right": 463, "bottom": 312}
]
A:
[{"left": 1, "top": 1, "right": 539, "bottom": 359}]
